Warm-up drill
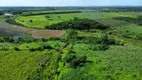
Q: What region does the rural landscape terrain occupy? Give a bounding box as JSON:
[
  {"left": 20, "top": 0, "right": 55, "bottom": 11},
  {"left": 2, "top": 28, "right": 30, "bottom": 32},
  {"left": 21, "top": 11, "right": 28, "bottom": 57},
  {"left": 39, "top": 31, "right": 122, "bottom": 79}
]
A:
[{"left": 0, "top": 6, "right": 142, "bottom": 80}]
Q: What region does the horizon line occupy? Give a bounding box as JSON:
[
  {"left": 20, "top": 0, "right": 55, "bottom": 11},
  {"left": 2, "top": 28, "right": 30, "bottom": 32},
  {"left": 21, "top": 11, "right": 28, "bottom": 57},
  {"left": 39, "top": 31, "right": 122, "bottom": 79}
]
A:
[{"left": 0, "top": 5, "right": 142, "bottom": 7}]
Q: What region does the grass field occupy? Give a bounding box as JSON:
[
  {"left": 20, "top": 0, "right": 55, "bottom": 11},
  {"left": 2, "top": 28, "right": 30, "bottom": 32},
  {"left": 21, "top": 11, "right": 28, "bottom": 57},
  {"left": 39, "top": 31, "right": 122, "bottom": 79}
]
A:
[
  {"left": 0, "top": 50, "right": 61, "bottom": 80},
  {"left": 15, "top": 12, "right": 138, "bottom": 28}
]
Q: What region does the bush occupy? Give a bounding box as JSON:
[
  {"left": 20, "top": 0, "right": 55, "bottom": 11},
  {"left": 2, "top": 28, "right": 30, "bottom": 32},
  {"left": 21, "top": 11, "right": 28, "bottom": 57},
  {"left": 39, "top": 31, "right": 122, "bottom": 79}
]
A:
[
  {"left": 45, "top": 16, "right": 51, "bottom": 18},
  {"left": 30, "top": 20, "right": 33, "bottom": 23},
  {"left": 99, "top": 34, "right": 118, "bottom": 45},
  {"left": 136, "top": 34, "right": 142, "bottom": 40},
  {"left": 49, "top": 37, "right": 60, "bottom": 40},
  {"left": 62, "top": 29, "right": 78, "bottom": 42},
  {"left": 0, "top": 47, "right": 9, "bottom": 51},
  {"left": 41, "top": 44, "right": 53, "bottom": 50},
  {"left": 29, "top": 44, "right": 52, "bottom": 52},
  {"left": 64, "top": 55, "right": 87, "bottom": 68},
  {"left": 29, "top": 48, "right": 36, "bottom": 52},
  {"left": 0, "top": 37, "right": 5, "bottom": 42},
  {"left": 14, "top": 47, "right": 20, "bottom": 51},
  {"left": 4, "top": 37, "right": 15, "bottom": 43},
  {"left": 0, "top": 11, "right": 4, "bottom": 15},
  {"left": 90, "top": 44, "right": 109, "bottom": 51}
]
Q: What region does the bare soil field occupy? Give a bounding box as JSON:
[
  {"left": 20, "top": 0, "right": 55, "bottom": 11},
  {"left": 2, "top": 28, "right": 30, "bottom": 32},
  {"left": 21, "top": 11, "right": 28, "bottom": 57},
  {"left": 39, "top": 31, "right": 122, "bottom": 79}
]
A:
[
  {"left": 30, "top": 29, "right": 65, "bottom": 38},
  {"left": 0, "top": 22, "right": 65, "bottom": 38}
]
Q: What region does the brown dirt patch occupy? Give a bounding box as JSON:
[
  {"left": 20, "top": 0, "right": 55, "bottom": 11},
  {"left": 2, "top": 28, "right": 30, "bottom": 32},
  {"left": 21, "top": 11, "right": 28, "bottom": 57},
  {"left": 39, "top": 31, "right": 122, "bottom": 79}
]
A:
[
  {"left": 30, "top": 29, "right": 65, "bottom": 38},
  {"left": 0, "top": 22, "right": 65, "bottom": 38}
]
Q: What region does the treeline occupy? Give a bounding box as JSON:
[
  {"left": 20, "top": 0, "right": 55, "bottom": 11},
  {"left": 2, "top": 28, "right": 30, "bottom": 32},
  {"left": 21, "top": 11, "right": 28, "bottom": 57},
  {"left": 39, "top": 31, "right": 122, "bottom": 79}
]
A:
[
  {"left": 45, "top": 18, "right": 109, "bottom": 30},
  {"left": 0, "top": 37, "right": 48, "bottom": 43},
  {"left": 3, "top": 8, "right": 55, "bottom": 15},
  {"left": 100, "top": 8, "right": 142, "bottom": 12},
  {"left": 5, "top": 18, "right": 25, "bottom": 26},
  {"left": 113, "top": 16, "right": 142, "bottom": 26},
  {"left": 22, "top": 11, "right": 82, "bottom": 16}
]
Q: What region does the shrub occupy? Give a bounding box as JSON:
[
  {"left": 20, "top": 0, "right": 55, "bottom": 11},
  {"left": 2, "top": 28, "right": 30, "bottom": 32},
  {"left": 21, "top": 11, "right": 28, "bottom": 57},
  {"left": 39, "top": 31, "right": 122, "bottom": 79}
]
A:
[
  {"left": 99, "top": 34, "right": 118, "bottom": 45},
  {"left": 0, "top": 11, "right": 4, "bottom": 15},
  {"left": 0, "top": 47, "right": 9, "bottom": 51},
  {"left": 41, "top": 44, "right": 53, "bottom": 50},
  {"left": 14, "top": 47, "right": 20, "bottom": 51},
  {"left": 90, "top": 44, "right": 109, "bottom": 51},
  {"left": 40, "top": 38, "right": 48, "bottom": 42},
  {"left": 29, "top": 44, "right": 52, "bottom": 52},
  {"left": 136, "top": 34, "right": 142, "bottom": 40},
  {"left": 49, "top": 37, "right": 60, "bottom": 40},
  {"left": 45, "top": 16, "right": 51, "bottom": 18},
  {"left": 30, "top": 20, "right": 33, "bottom": 23},
  {"left": 0, "top": 37, "right": 5, "bottom": 42},
  {"left": 29, "top": 48, "right": 36, "bottom": 52},
  {"left": 4, "top": 37, "right": 15, "bottom": 43},
  {"left": 62, "top": 29, "right": 78, "bottom": 42},
  {"left": 29, "top": 47, "right": 42, "bottom": 51},
  {"left": 64, "top": 55, "right": 87, "bottom": 68}
]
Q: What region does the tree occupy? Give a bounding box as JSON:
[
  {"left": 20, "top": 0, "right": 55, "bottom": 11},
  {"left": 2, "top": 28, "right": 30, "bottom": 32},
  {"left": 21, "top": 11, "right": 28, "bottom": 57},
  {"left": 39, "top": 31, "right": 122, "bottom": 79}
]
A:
[
  {"left": 0, "top": 11, "right": 4, "bottom": 15},
  {"left": 62, "top": 29, "right": 78, "bottom": 43},
  {"left": 14, "top": 47, "right": 20, "bottom": 51},
  {"left": 30, "top": 20, "right": 33, "bottom": 23},
  {"left": 64, "top": 55, "right": 87, "bottom": 68},
  {"left": 41, "top": 44, "right": 53, "bottom": 50}
]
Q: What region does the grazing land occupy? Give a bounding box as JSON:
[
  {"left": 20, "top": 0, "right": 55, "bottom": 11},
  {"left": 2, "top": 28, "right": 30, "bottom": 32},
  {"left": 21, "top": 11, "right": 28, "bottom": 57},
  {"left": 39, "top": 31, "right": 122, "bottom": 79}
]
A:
[
  {"left": 0, "top": 7, "right": 142, "bottom": 80},
  {"left": 14, "top": 12, "right": 138, "bottom": 28}
]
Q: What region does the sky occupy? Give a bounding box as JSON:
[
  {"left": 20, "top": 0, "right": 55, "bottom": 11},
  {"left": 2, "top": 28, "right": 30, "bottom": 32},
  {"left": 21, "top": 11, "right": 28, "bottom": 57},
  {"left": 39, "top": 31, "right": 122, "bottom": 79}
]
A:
[{"left": 0, "top": 0, "right": 142, "bottom": 6}]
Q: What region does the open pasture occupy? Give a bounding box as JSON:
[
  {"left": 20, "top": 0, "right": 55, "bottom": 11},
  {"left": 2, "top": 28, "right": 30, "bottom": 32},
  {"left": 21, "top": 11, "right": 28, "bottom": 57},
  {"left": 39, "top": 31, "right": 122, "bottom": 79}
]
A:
[{"left": 15, "top": 11, "right": 139, "bottom": 28}]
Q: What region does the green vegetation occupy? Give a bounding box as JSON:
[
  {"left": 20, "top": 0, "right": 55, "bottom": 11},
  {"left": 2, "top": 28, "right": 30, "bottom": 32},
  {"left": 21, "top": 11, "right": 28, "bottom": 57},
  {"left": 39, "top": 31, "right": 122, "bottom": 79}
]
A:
[
  {"left": 13, "top": 11, "right": 137, "bottom": 28},
  {"left": 0, "top": 10, "right": 4, "bottom": 15},
  {"left": 0, "top": 7, "right": 142, "bottom": 80},
  {"left": 45, "top": 18, "right": 109, "bottom": 30},
  {"left": 114, "top": 15, "right": 142, "bottom": 26},
  {"left": 22, "top": 11, "right": 81, "bottom": 16}
]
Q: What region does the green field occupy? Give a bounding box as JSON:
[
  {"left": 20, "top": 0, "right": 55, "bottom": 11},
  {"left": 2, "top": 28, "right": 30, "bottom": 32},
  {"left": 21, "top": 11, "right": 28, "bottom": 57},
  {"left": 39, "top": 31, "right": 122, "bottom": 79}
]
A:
[
  {"left": 15, "top": 12, "right": 138, "bottom": 28},
  {"left": 0, "top": 7, "right": 142, "bottom": 80}
]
